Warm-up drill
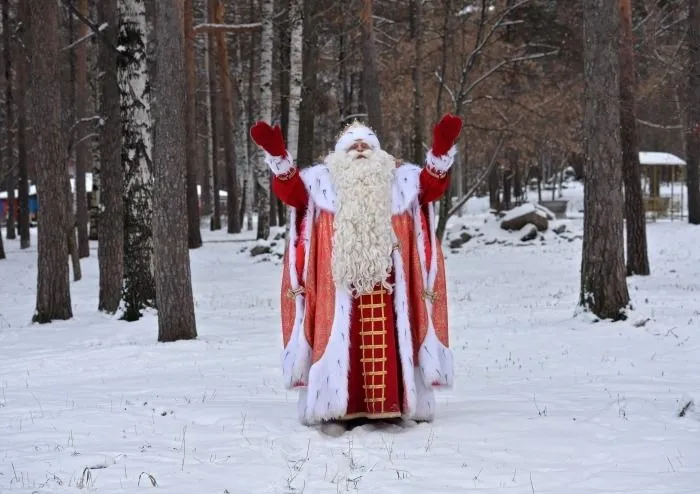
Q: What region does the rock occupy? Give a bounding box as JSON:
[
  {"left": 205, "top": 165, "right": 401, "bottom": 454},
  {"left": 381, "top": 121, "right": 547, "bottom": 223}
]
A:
[
  {"left": 552, "top": 224, "right": 567, "bottom": 235},
  {"left": 519, "top": 223, "right": 538, "bottom": 242},
  {"left": 500, "top": 203, "right": 549, "bottom": 231},
  {"left": 448, "top": 231, "right": 473, "bottom": 249},
  {"left": 250, "top": 244, "right": 272, "bottom": 257}
]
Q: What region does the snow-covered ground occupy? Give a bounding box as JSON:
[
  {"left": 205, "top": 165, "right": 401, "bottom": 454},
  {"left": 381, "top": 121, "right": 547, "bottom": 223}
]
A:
[{"left": 2, "top": 191, "right": 700, "bottom": 493}]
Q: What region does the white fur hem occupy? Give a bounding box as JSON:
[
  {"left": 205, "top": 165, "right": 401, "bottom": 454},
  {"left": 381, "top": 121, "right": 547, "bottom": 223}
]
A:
[
  {"left": 413, "top": 365, "right": 437, "bottom": 421},
  {"left": 392, "top": 246, "right": 417, "bottom": 418},
  {"left": 281, "top": 205, "right": 313, "bottom": 389},
  {"left": 413, "top": 203, "right": 454, "bottom": 389},
  {"left": 300, "top": 288, "right": 353, "bottom": 424},
  {"left": 426, "top": 146, "right": 456, "bottom": 172},
  {"left": 264, "top": 150, "right": 295, "bottom": 175}
]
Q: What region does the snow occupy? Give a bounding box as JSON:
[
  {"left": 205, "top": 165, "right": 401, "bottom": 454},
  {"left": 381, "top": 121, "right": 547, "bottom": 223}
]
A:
[
  {"left": 2, "top": 196, "right": 700, "bottom": 492},
  {"left": 639, "top": 152, "right": 686, "bottom": 166}
]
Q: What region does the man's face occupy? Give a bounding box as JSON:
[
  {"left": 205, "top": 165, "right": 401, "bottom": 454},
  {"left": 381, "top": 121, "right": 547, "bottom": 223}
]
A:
[{"left": 347, "top": 140, "right": 371, "bottom": 159}]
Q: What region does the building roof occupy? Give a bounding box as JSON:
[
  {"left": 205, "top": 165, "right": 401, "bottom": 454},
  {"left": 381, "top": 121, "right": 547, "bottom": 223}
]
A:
[{"left": 639, "top": 151, "right": 686, "bottom": 166}]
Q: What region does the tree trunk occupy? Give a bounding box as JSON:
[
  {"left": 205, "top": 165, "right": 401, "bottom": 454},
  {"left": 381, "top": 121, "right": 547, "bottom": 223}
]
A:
[
  {"left": 28, "top": 2, "right": 73, "bottom": 322},
  {"left": 153, "top": 0, "right": 198, "bottom": 342},
  {"left": 255, "top": 0, "right": 274, "bottom": 240},
  {"left": 119, "top": 0, "right": 157, "bottom": 321},
  {"left": 184, "top": 0, "right": 202, "bottom": 249},
  {"left": 206, "top": 0, "right": 221, "bottom": 231},
  {"left": 212, "top": 0, "right": 240, "bottom": 234},
  {"left": 288, "top": 0, "right": 302, "bottom": 160},
  {"left": 619, "top": 0, "right": 649, "bottom": 276},
  {"left": 687, "top": 0, "right": 700, "bottom": 224},
  {"left": 3, "top": 0, "right": 15, "bottom": 241},
  {"left": 97, "top": 0, "right": 125, "bottom": 313},
  {"left": 16, "top": 0, "right": 30, "bottom": 250},
  {"left": 410, "top": 0, "right": 424, "bottom": 164},
  {"left": 580, "top": 0, "right": 629, "bottom": 321},
  {"left": 74, "top": 0, "right": 90, "bottom": 257},
  {"left": 360, "top": 0, "right": 383, "bottom": 138},
  {"left": 200, "top": 34, "right": 213, "bottom": 218},
  {"left": 296, "top": 0, "right": 317, "bottom": 167}
]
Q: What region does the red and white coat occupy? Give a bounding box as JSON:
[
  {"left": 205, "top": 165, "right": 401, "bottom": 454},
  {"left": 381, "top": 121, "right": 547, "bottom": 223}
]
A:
[{"left": 271, "top": 148, "right": 456, "bottom": 425}]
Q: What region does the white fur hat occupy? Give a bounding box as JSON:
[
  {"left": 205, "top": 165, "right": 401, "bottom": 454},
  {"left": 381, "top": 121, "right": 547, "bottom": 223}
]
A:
[{"left": 334, "top": 121, "right": 381, "bottom": 152}]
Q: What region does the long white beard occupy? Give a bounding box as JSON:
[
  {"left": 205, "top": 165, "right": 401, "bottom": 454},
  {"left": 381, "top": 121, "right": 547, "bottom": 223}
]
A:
[{"left": 326, "top": 147, "right": 396, "bottom": 296}]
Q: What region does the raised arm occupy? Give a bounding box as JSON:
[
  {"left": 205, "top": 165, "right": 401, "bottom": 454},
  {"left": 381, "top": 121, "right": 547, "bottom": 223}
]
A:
[
  {"left": 419, "top": 113, "right": 462, "bottom": 205},
  {"left": 250, "top": 121, "right": 308, "bottom": 210}
]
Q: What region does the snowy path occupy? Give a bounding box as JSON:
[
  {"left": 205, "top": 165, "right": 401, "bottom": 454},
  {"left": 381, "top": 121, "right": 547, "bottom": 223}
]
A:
[{"left": 1, "top": 219, "right": 699, "bottom": 493}]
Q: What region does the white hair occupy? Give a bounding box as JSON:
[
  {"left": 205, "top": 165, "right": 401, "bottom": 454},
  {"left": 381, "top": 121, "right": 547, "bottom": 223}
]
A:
[{"left": 326, "top": 146, "right": 396, "bottom": 296}]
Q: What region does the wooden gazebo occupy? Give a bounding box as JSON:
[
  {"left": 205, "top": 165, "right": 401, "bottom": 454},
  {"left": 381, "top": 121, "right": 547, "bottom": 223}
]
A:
[{"left": 639, "top": 151, "right": 686, "bottom": 220}]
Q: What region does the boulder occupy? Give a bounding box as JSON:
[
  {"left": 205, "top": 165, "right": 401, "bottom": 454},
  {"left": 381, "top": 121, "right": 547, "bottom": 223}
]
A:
[
  {"left": 449, "top": 231, "right": 473, "bottom": 249},
  {"left": 250, "top": 244, "right": 271, "bottom": 257},
  {"left": 552, "top": 223, "right": 567, "bottom": 235},
  {"left": 500, "top": 203, "right": 548, "bottom": 232}
]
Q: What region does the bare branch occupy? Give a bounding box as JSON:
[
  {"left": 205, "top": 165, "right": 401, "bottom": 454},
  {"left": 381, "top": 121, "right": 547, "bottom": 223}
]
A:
[
  {"left": 447, "top": 137, "right": 505, "bottom": 217},
  {"left": 637, "top": 118, "right": 682, "bottom": 130},
  {"left": 193, "top": 22, "right": 262, "bottom": 34}
]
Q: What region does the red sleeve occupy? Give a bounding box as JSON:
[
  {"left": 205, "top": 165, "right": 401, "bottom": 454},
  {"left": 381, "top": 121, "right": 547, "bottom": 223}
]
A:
[
  {"left": 271, "top": 169, "right": 309, "bottom": 210},
  {"left": 419, "top": 167, "right": 451, "bottom": 204}
]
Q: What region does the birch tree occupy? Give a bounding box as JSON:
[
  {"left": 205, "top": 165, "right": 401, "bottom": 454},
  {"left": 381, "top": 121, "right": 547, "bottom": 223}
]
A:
[
  {"left": 255, "top": 0, "right": 274, "bottom": 240},
  {"left": 28, "top": 1, "right": 73, "bottom": 322},
  {"left": 579, "top": 0, "right": 629, "bottom": 321},
  {"left": 287, "top": 0, "right": 302, "bottom": 161},
  {"left": 153, "top": 0, "right": 198, "bottom": 342},
  {"left": 119, "top": 0, "right": 156, "bottom": 321}
]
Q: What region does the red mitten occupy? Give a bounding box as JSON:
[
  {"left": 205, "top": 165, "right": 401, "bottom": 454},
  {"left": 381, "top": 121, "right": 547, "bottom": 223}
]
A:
[
  {"left": 431, "top": 113, "right": 462, "bottom": 156},
  {"left": 250, "top": 121, "right": 286, "bottom": 157}
]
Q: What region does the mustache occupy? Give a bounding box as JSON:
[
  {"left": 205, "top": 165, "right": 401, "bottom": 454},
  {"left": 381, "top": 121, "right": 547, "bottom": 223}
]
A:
[{"left": 347, "top": 148, "right": 374, "bottom": 160}]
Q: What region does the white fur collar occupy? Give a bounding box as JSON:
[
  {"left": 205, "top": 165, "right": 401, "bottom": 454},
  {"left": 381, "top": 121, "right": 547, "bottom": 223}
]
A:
[{"left": 299, "top": 163, "right": 421, "bottom": 214}]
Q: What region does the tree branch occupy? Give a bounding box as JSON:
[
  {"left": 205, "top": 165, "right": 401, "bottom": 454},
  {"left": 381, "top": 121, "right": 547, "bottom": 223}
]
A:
[
  {"left": 193, "top": 22, "right": 262, "bottom": 34},
  {"left": 447, "top": 137, "right": 505, "bottom": 217}
]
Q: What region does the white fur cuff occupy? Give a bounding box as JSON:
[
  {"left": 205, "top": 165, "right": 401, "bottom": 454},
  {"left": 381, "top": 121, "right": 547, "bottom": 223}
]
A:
[
  {"left": 426, "top": 146, "right": 456, "bottom": 172},
  {"left": 264, "top": 151, "right": 295, "bottom": 176}
]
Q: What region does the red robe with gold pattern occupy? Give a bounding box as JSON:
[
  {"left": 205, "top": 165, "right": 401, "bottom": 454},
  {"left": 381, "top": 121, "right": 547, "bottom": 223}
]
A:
[{"left": 274, "top": 162, "right": 454, "bottom": 425}]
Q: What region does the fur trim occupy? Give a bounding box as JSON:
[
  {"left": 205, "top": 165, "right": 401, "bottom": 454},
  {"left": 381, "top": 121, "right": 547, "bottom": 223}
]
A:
[
  {"left": 264, "top": 150, "right": 295, "bottom": 175},
  {"left": 301, "top": 288, "right": 353, "bottom": 424},
  {"left": 299, "top": 163, "right": 420, "bottom": 215},
  {"left": 281, "top": 205, "right": 313, "bottom": 389},
  {"left": 413, "top": 365, "right": 437, "bottom": 421},
  {"left": 426, "top": 146, "right": 456, "bottom": 173},
  {"left": 334, "top": 123, "right": 381, "bottom": 152},
  {"left": 413, "top": 203, "right": 454, "bottom": 389},
  {"left": 391, "top": 245, "right": 417, "bottom": 418}
]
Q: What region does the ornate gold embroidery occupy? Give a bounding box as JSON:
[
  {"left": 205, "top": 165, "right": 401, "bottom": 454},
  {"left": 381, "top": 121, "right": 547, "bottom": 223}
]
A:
[
  {"left": 422, "top": 289, "right": 438, "bottom": 303},
  {"left": 286, "top": 287, "right": 305, "bottom": 299},
  {"left": 358, "top": 287, "right": 389, "bottom": 414}
]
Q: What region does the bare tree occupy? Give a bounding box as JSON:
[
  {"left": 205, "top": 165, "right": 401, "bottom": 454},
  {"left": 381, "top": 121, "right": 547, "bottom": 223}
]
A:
[
  {"left": 619, "top": 0, "right": 650, "bottom": 275},
  {"left": 28, "top": 1, "right": 73, "bottom": 322},
  {"left": 687, "top": 0, "right": 700, "bottom": 224},
  {"left": 97, "top": 0, "right": 125, "bottom": 313},
  {"left": 579, "top": 0, "right": 629, "bottom": 321},
  {"left": 16, "top": 0, "right": 30, "bottom": 250},
  {"left": 410, "top": 0, "right": 424, "bottom": 165},
  {"left": 360, "top": 0, "right": 383, "bottom": 138},
  {"left": 119, "top": 0, "right": 156, "bottom": 320},
  {"left": 74, "top": 0, "right": 90, "bottom": 257},
  {"left": 184, "top": 0, "right": 203, "bottom": 249},
  {"left": 255, "top": 0, "right": 274, "bottom": 240},
  {"left": 3, "top": 0, "right": 15, "bottom": 241},
  {"left": 153, "top": 0, "right": 198, "bottom": 342}
]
